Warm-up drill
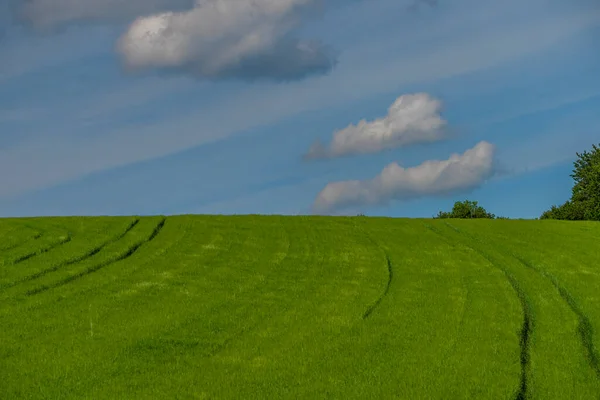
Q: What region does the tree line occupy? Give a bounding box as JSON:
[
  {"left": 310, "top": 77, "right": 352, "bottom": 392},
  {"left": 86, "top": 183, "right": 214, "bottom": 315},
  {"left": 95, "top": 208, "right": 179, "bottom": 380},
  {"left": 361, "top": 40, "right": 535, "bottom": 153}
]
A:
[{"left": 434, "top": 143, "right": 600, "bottom": 221}]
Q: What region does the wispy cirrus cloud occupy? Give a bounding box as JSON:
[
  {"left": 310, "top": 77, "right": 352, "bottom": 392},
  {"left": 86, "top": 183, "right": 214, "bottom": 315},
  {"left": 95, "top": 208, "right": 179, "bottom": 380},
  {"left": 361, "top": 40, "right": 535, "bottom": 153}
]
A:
[
  {"left": 305, "top": 93, "right": 447, "bottom": 159},
  {"left": 312, "top": 141, "right": 496, "bottom": 214}
]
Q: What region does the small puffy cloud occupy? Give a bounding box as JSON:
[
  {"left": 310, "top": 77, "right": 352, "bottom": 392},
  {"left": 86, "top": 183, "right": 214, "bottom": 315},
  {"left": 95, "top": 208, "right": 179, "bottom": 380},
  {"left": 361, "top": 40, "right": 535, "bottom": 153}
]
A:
[
  {"left": 312, "top": 141, "right": 496, "bottom": 214},
  {"left": 305, "top": 93, "right": 447, "bottom": 159},
  {"left": 117, "top": 0, "right": 337, "bottom": 81},
  {"left": 17, "top": 0, "right": 195, "bottom": 30}
]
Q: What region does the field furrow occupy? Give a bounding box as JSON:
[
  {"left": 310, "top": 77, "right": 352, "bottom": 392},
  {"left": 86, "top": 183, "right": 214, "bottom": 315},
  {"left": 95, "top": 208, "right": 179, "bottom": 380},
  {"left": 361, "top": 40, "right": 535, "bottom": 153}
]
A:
[
  {"left": 344, "top": 219, "right": 522, "bottom": 398},
  {"left": 514, "top": 255, "right": 600, "bottom": 380},
  {"left": 450, "top": 219, "right": 600, "bottom": 387},
  {"left": 0, "top": 217, "right": 138, "bottom": 290},
  {"left": 147, "top": 217, "right": 386, "bottom": 399},
  {"left": 353, "top": 219, "right": 393, "bottom": 319},
  {"left": 19, "top": 219, "right": 139, "bottom": 284},
  {"left": 0, "top": 217, "right": 163, "bottom": 304},
  {"left": 436, "top": 220, "right": 600, "bottom": 398},
  {"left": 423, "top": 221, "right": 530, "bottom": 398},
  {"left": 0, "top": 223, "right": 43, "bottom": 252},
  {"left": 1, "top": 215, "right": 599, "bottom": 399},
  {"left": 470, "top": 247, "right": 532, "bottom": 400},
  {"left": 25, "top": 217, "right": 165, "bottom": 296},
  {"left": 362, "top": 254, "right": 393, "bottom": 319},
  {"left": 0, "top": 226, "right": 70, "bottom": 267},
  {"left": 123, "top": 217, "right": 288, "bottom": 351}
]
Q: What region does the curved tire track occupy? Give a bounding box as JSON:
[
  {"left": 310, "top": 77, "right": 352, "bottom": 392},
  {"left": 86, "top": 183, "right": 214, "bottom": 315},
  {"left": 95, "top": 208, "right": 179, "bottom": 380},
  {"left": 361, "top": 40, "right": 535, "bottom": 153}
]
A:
[
  {"left": 1, "top": 219, "right": 140, "bottom": 291},
  {"left": 0, "top": 228, "right": 43, "bottom": 253},
  {"left": 425, "top": 222, "right": 532, "bottom": 400},
  {"left": 442, "top": 220, "right": 600, "bottom": 383},
  {"left": 352, "top": 219, "right": 394, "bottom": 320},
  {"left": 26, "top": 218, "right": 166, "bottom": 296},
  {"left": 9, "top": 235, "right": 72, "bottom": 266},
  {"left": 513, "top": 254, "right": 600, "bottom": 380},
  {"left": 362, "top": 254, "right": 393, "bottom": 319}
]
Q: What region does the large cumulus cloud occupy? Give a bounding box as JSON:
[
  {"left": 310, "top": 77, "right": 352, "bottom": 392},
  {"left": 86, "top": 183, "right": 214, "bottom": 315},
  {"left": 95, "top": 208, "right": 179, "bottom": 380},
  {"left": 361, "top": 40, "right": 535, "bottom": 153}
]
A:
[
  {"left": 312, "top": 141, "right": 496, "bottom": 214},
  {"left": 116, "top": 0, "right": 337, "bottom": 81}
]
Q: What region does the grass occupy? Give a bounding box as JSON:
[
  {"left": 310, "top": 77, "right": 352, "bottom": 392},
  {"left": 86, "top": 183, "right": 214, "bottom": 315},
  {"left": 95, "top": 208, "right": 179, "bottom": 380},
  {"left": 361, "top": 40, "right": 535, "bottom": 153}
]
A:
[{"left": 0, "top": 215, "right": 599, "bottom": 399}]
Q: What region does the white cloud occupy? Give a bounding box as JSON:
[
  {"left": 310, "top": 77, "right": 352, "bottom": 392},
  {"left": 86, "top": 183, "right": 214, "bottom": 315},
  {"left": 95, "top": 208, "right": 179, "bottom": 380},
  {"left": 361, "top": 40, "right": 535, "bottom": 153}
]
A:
[
  {"left": 305, "top": 93, "right": 447, "bottom": 158},
  {"left": 312, "top": 141, "right": 496, "bottom": 213},
  {"left": 18, "top": 0, "right": 194, "bottom": 30},
  {"left": 1, "top": 1, "right": 598, "bottom": 199},
  {"left": 117, "top": 0, "right": 336, "bottom": 81}
]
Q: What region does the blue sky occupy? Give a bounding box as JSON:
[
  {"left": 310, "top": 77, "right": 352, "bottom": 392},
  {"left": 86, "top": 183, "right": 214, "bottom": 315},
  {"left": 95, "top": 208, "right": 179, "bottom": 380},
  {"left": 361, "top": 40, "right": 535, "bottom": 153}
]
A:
[{"left": 0, "top": 0, "right": 598, "bottom": 218}]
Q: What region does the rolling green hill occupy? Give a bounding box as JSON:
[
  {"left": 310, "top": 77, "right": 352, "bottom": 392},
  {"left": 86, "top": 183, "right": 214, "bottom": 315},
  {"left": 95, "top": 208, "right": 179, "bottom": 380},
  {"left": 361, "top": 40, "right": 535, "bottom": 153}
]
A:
[{"left": 1, "top": 215, "right": 599, "bottom": 399}]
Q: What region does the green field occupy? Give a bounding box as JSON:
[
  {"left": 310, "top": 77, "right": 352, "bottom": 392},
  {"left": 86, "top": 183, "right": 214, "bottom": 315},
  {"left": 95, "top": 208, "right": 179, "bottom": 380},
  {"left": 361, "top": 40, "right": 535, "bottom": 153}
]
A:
[{"left": 1, "top": 215, "right": 599, "bottom": 399}]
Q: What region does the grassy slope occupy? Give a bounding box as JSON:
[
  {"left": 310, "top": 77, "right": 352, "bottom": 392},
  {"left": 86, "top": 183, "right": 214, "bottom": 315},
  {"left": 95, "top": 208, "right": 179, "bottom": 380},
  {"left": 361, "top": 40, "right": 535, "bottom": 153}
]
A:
[{"left": 0, "top": 216, "right": 598, "bottom": 399}]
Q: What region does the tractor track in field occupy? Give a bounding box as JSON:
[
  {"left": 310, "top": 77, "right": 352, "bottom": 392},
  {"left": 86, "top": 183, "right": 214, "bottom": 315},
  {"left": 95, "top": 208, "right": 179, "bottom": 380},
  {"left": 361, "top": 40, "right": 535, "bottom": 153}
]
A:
[
  {"left": 425, "top": 222, "right": 532, "bottom": 400},
  {"left": 0, "top": 229, "right": 43, "bottom": 253},
  {"left": 362, "top": 255, "right": 393, "bottom": 319},
  {"left": 352, "top": 219, "right": 393, "bottom": 320},
  {"left": 437, "top": 220, "right": 600, "bottom": 382},
  {"left": 8, "top": 234, "right": 72, "bottom": 266},
  {"left": 512, "top": 254, "right": 600, "bottom": 380},
  {"left": 501, "top": 269, "right": 532, "bottom": 400},
  {"left": 1, "top": 219, "right": 140, "bottom": 290},
  {"left": 26, "top": 218, "right": 166, "bottom": 296}
]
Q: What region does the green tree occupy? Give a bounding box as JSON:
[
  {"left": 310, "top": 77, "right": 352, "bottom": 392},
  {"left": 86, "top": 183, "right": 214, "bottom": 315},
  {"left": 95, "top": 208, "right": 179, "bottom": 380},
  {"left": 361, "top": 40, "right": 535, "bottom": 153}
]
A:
[
  {"left": 435, "top": 200, "right": 496, "bottom": 219},
  {"left": 541, "top": 143, "right": 600, "bottom": 221},
  {"left": 540, "top": 201, "right": 586, "bottom": 220}
]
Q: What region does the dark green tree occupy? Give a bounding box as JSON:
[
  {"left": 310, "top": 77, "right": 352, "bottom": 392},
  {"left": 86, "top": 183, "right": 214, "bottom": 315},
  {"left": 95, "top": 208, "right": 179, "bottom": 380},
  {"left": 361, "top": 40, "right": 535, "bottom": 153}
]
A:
[
  {"left": 541, "top": 143, "right": 600, "bottom": 221},
  {"left": 435, "top": 200, "right": 496, "bottom": 219}
]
